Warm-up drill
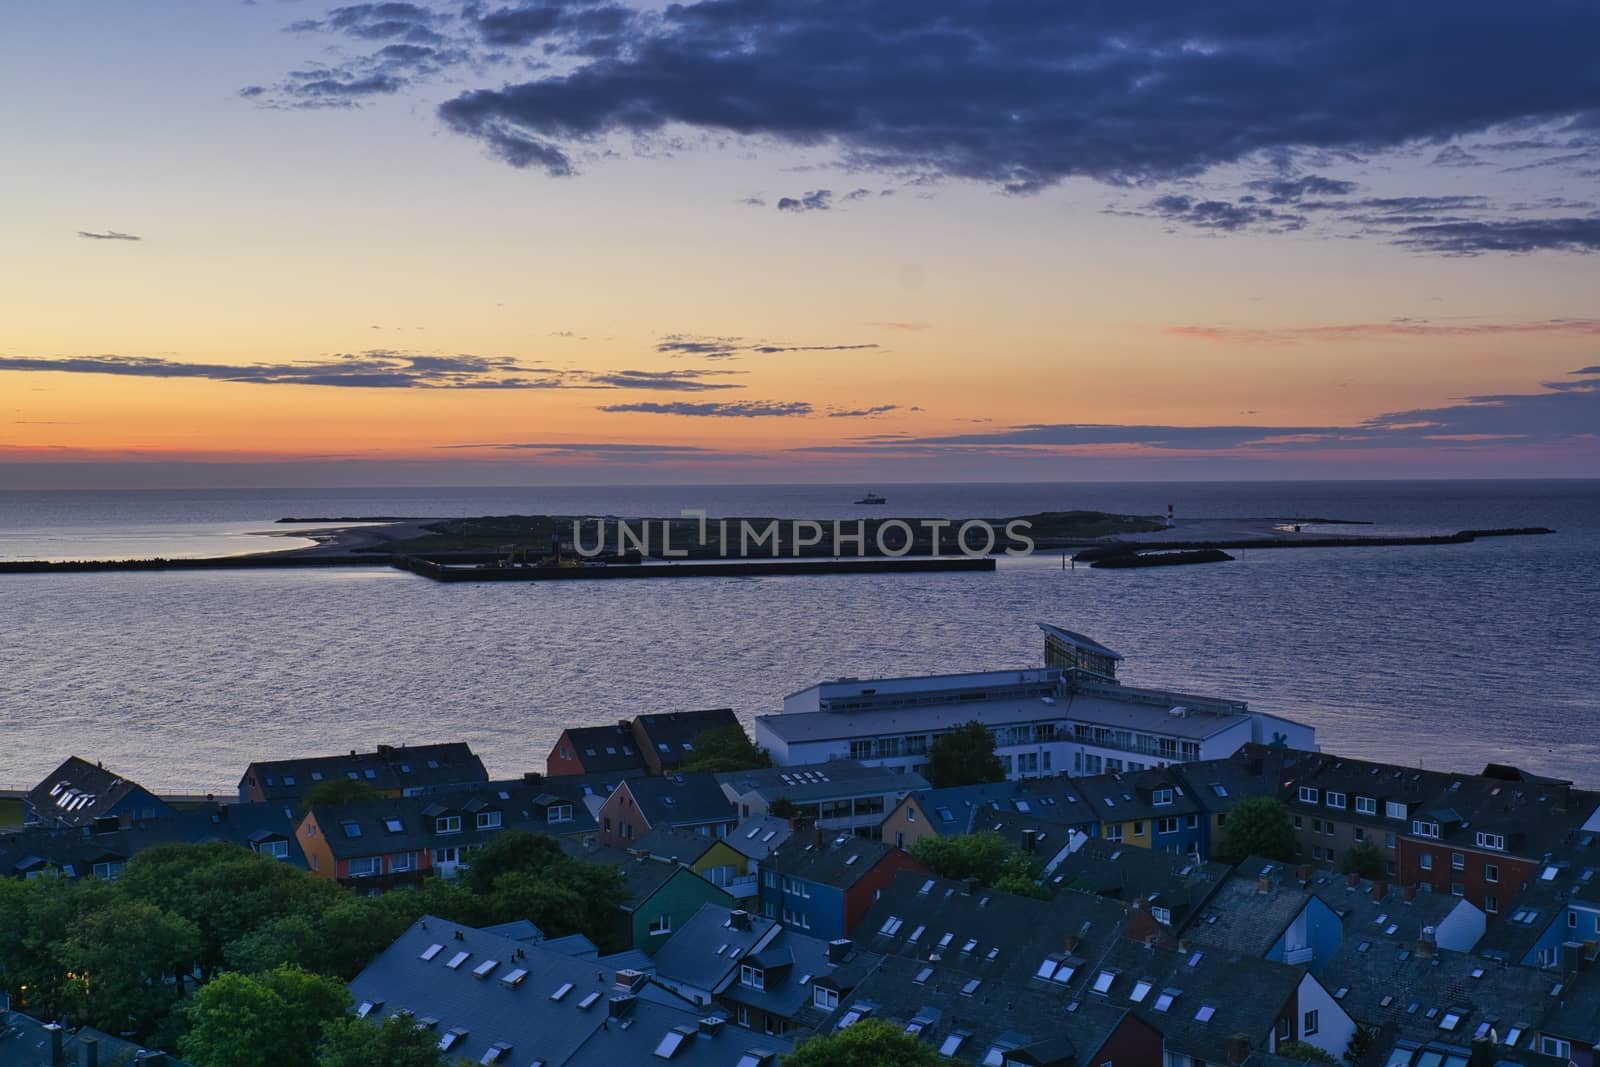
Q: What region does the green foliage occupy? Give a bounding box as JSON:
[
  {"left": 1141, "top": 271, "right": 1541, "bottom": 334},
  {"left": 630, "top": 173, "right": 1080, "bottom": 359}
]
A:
[
  {"left": 1338, "top": 839, "right": 1386, "bottom": 880},
  {"left": 679, "top": 725, "right": 773, "bottom": 773},
  {"left": 1215, "top": 796, "right": 1300, "bottom": 866},
  {"left": 317, "top": 1015, "right": 448, "bottom": 1067},
  {"left": 1343, "top": 1022, "right": 1380, "bottom": 1065},
  {"left": 454, "top": 830, "right": 628, "bottom": 949},
  {"left": 908, "top": 832, "right": 1044, "bottom": 898},
  {"left": 924, "top": 722, "right": 1005, "bottom": 789},
  {"left": 768, "top": 797, "right": 801, "bottom": 820},
  {"left": 178, "top": 966, "right": 348, "bottom": 1067},
  {"left": 300, "top": 778, "right": 383, "bottom": 814},
  {"left": 60, "top": 900, "right": 202, "bottom": 1038},
  {"left": 784, "top": 1019, "right": 944, "bottom": 1067},
  {"left": 1276, "top": 1041, "right": 1337, "bottom": 1063}
]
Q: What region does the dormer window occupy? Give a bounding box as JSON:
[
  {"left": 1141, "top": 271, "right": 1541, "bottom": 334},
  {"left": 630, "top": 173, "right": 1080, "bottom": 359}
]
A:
[
  {"left": 740, "top": 965, "right": 765, "bottom": 990},
  {"left": 436, "top": 815, "right": 462, "bottom": 834},
  {"left": 1152, "top": 788, "right": 1173, "bottom": 806},
  {"left": 1475, "top": 831, "right": 1505, "bottom": 850},
  {"left": 1298, "top": 787, "right": 1319, "bottom": 804},
  {"left": 477, "top": 811, "right": 502, "bottom": 830},
  {"left": 1326, "top": 791, "right": 1346, "bottom": 809},
  {"left": 813, "top": 986, "right": 838, "bottom": 1010},
  {"left": 1412, "top": 820, "right": 1441, "bottom": 839},
  {"left": 547, "top": 804, "right": 574, "bottom": 824},
  {"left": 1355, "top": 796, "right": 1377, "bottom": 815}
]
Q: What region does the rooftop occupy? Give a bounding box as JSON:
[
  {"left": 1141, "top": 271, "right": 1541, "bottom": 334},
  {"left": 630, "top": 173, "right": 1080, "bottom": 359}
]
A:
[{"left": 716, "top": 760, "right": 927, "bottom": 803}]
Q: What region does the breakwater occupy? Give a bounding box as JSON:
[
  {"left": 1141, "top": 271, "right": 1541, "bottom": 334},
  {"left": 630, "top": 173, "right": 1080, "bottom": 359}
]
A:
[{"left": 395, "top": 555, "right": 997, "bottom": 582}]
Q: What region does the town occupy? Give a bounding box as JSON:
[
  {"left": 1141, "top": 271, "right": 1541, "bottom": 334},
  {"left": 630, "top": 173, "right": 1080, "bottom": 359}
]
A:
[{"left": 2, "top": 625, "right": 1596, "bottom": 1067}]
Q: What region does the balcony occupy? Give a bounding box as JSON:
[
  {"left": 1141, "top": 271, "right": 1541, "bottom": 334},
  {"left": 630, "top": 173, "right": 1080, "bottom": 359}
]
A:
[{"left": 1282, "top": 945, "right": 1314, "bottom": 965}]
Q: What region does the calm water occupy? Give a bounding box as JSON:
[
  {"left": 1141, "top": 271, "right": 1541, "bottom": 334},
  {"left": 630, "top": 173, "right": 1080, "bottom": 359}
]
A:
[{"left": 2, "top": 481, "right": 1597, "bottom": 792}]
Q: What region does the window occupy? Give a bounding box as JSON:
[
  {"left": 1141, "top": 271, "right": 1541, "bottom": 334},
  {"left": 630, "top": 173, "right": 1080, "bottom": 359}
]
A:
[
  {"left": 649, "top": 913, "right": 672, "bottom": 936},
  {"left": 1385, "top": 801, "right": 1406, "bottom": 819},
  {"left": 255, "top": 839, "right": 289, "bottom": 860},
  {"left": 1451, "top": 852, "right": 1464, "bottom": 870},
  {"left": 1451, "top": 882, "right": 1464, "bottom": 897},
  {"left": 1326, "top": 791, "right": 1346, "bottom": 809},
  {"left": 342, "top": 821, "right": 363, "bottom": 838},
  {"left": 347, "top": 857, "right": 380, "bottom": 878},
  {"left": 1105, "top": 825, "right": 1123, "bottom": 843},
  {"left": 1475, "top": 831, "right": 1505, "bottom": 850},
  {"left": 1130, "top": 979, "right": 1153, "bottom": 1003},
  {"left": 813, "top": 986, "right": 838, "bottom": 1010},
  {"left": 92, "top": 861, "right": 125, "bottom": 879},
  {"left": 1542, "top": 1038, "right": 1573, "bottom": 1058},
  {"left": 383, "top": 817, "right": 404, "bottom": 834},
  {"left": 1420, "top": 852, "right": 1433, "bottom": 870},
  {"left": 1153, "top": 788, "right": 1173, "bottom": 806},
  {"left": 1412, "top": 820, "right": 1441, "bottom": 839},
  {"left": 1356, "top": 796, "right": 1377, "bottom": 815},
  {"left": 436, "top": 815, "right": 462, "bottom": 834},
  {"left": 1303, "top": 1009, "right": 1319, "bottom": 1036},
  {"left": 1132, "top": 821, "right": 1144, "bottom": 836},
  {"left": 1186, "top": 814, "right": 1199, "bottom": 830},
  {"left": 1092, "top": 970, "right": 1116, "bottom": 994},
  {"left": 740, "top": 965, "right": 765, "bottom": 990},
  {"left": 477, "top": 811, "right": 502, "bottom": 830},
  {"left": 1156, "top": 817, "right": 1179, "bottom": 835},
  {"left": 1484, "top": 894, "right": 1498, "bottom": 914},
  {"left": 1485, "top": 863, "right": 1499, "bottom": 883},
  {"left": 390, "top": 852, "right": 416, "bottom": 872},
  {"left": 1299, "top": 787, "right": 1319, "bottom": 803}
]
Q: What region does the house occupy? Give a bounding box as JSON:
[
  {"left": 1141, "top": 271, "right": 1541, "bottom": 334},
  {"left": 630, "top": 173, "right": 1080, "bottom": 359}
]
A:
[
  {"left": 238, "top": 742, "right": 488, "bottom": 805},
  {"left": 597, "top": 774, "right": 737, "bottom": 848},
  {"left": 0, "top": 800, "right": 305, "bottom": 881},
  {"left": 1280, "top": 751, "right": 1459, "bottom": 877},
  {"left": 1537, "top": 967, "right": 1600, "bottom": 1066},
  {"left": 1171, "top": 744, "right": 1296, "bottom": 858},
  {"left": 634, "top": 827, "right": 756, "bottom": 898},
  {"left": 1183, "top": 858, "right": 1345, "bottom": 974},
  {"left": 1046, "top": 839, "right": 1230, "bottom": 928},
  {"left": 879, "top": 776, "right": 1100, "bottom": 852},
  {"left": 1089, "top": 938, "right": 1358, "bottom": 1066},
  {"left": 1311, "top": 871, "right": 1485, "bottom": 956},
  {"left": 346, "top": 916, "right": 790, "bottom": 1067},
  {"left": 817, "top": 955, "right": 1165, "bottom": 1067},
  {"left": 0, "top": 1008, "right": 192, "bottom": 1067},
  {"left": 725, "top": 815, "right": 795, "bottom": 866},
  {"left": 545, "top": 710, "right": 741, "bottom": 778},
  {"left": 1395, "top": 775, "right": 1600, "bottom": 917},
  {"left": 1073, "top": 767, "right": 1206, "bottom": 855},
  {"left": 757, "top": 626, "right": 1313, "bottom": 782},
  {"left": 759, "top": 832, "right": 925, "bottom": 940},
  {"left": 561, "top": 842, "right": 736, "bottom": 952},
  {"left": 24, "top": 757, "right": 173, "bottom": 829},
  {"left": 715, "top": 760, "right": 927, "bottom": 836}
]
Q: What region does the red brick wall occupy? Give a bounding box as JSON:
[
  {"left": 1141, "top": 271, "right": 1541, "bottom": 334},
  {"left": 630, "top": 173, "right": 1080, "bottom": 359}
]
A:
[
  {"left": 546, "top": 731, "right": 589, "bottom": 777},
  {"left": 843, "top": 851, "right": 928, "bottom": 936},
  {"left": 599, "top": 783, "right": 652, "bottom": 847},
  {"left": 1396, "top": 839, "right": 1537, "bottom": 913},
  {"left": 1095, "top": 1015, "right": 1164, "bottom": 1067}
]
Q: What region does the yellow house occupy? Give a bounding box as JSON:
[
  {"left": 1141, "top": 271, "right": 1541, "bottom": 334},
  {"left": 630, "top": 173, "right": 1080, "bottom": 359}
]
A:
[{"left": 633, "top": 826, "right": 754, "bottom": 896}]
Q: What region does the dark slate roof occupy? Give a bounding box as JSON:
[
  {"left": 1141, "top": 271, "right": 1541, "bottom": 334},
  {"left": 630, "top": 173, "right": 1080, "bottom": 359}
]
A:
[
  {"left": 25, "top": 757, "right": 168, "bottom": 829},
  {"left": 1185, "top": 865, "right": 1315, "bottom": 959},
  {"left": 0, "top": 1012, "right": 193, "bottom": 1067},
  {"left": 857, "top": 871, "right": 1133, "bottom": 988},
  {"left": 306, "top": 783, "right": 594, "bottom": 863},
  {"left": 240, "top": 742, "right": 487, "bottom": 804},
  {"left": 1475, "top": 861, "right": 1600, "bottom": 965},
  {"left": 725, "top": 816, "right": 794, "bottom": 861},
  {"left": 634, "top": 827, "right": 725, "bottom": 867},
  {"left": 1046, "top": 840, "right": 1229, "bottom": 926},
  {"left": 907, "top": 777, "right": 1102, "bottom": 838},
  {"left": 562, "top": 725, "right": 650, "bottom": 774},
  {"left": 1311, "top": 874, "right": 1476, "bottom": 952},
  {"left": 348, "top": 916, "right": 788, "bottom": 1067},
  {"left": 1541, "top": 966, "right": 1600, "bottom": 1044},
  {"left": 1091, "top": 938, "right": 1308, "bottom": 1065},
  {"left": 764, "top": 833, "right": 903, "bottom": 892},
  {"left": 1318, "top": 942, "right": 1558, "bottom": 1052},
  {"left": 0, "top": 801, "right": 307, "bottom": 879},
  {"left": 716, "top": 761, "right": 927, "bottom": 805},
  {"left": 558, "top": 841, "right": 732, "bottom": 912},
  {"left": 1171, "top": 744, "right": 1299, "bottom": 815},
  {"left": 564, "top": 999, "right": 789, "bottom": 1067},
  {"left": 622, "top": 775, "right": 738, "bottom": 829},
  {"left": 650, "top": 905, "right": 780, "bottom": 996},
  {"left": 632, "top": 709, "right": 741, "bottom": 767},
  {"left": 817, "top": 954, "right": 1141, "bottom": 1067},
  {"left": 1412, "top": 777, "right": 1600, "bottom": 865},
  {"left": 1069, "top": 767, "right": 1203, "bottom": 823},
  {"left": 1280, "top": 751, "right": 1458, "bottom": 827}
]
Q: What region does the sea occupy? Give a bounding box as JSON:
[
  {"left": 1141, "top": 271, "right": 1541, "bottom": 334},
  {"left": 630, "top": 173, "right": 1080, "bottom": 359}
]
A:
[{"left": 1, "top": 481, "right": 1597, "bottom": 793}]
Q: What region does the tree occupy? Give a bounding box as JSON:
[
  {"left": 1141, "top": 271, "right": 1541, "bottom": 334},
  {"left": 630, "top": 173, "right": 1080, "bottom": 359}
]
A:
[
  {"left": 924, "top": 721, "right": 1004, "bottom": 789},
  {"left": 909, "top": 833, "right": 1014, "bottom": 883},
  {"left": 1214, "top": 796, "right": 1299, "bottom": 866},
  {"left": 768, "top": 797, "right": 802, "bottom": 820},
  {"left": 784, "top": 1019, "right": 943, "bottom": 1067},
  {"left": 60, "top": 900, "right": 202, "bottom": 1039},
  {"left": 178, "top": 966, "right": 348, "bottom": 1067},
  {"left": 1276, "top": 1041, "right": 1336, "bottom": 1064},
  {"left": 1339, "top": 839, "right": 1386, "bottom": 881},
  {"left": 451, "top": 830, "right": 627, "bottom": 949},
  {"left": 301, "top": 778, "right": 383, "bottom": 814},
  {"left": 1343, "top": 1022, "right": 1380, "bottom": 1066},
  {"left": 680, "top": 725, "right": 773, "bottom": 773},
  {"left": 318, "top": 1015, "right": 448, "bottom": 1067}
]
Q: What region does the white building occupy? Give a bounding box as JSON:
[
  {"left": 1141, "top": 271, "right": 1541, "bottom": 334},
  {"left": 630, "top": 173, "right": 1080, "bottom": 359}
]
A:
[{"left": 754, "top": 625, "right": 1315, "bottom": 780}]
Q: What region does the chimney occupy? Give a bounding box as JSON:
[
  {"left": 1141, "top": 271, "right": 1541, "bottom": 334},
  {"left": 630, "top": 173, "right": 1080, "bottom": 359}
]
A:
[
  {"left": 1022, "top": 829, "right": 1037, "bottom": 853},
  {"left": 1063, "top": 934, "right": 1081, "bottom": 954},
  {"left": 827, "top": 939, "right": 852, "bottom": 964},
  {"left": 1297, "top": 864, "right": 1312, "bottom": 885},
  {"left": 1373, "top": 881, "right": 1389, "bottom": 902},
  {"left": 1416, "top": 925, "right": 1437, "bottom": 957},
  {"left": 961, "top": 878, "right": 979, "bottom": 896},
  {"left": 80, "top": 1039, "right": 99, "bottom": 1067},
  {"left": 1467, "top": 1037, "right": 1496, "bottom": 1067},
  {"left": 46, "top": 1023, "right": 64, "bottom": 1066},
  {"left": 1226, "top": 1034, "right": 1251, "bottom": 1066},
  {"left": 1345, "top": 872, "right": 1361, "bottom": 887},
  {"left": 729, "top": 910, "right": 751, "bottom": 931},
  {"left": 1403, "top": 884, "right": 1418, "bottom": 902},
  {"left": 698, "top": 1017, "right": 726, "bottom": 1037},
  {"left": 615, "top": 969, "right": 649, "bottom": 993},
  {"left": 608, "top": 995, "right": 637, "bottom": 1018}
]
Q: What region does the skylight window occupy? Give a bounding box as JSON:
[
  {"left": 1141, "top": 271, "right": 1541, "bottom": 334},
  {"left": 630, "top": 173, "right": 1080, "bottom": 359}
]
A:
[
  {"left": 551, "top": 982, "right": 574, "bottom": 1001},
  {"left": 939, "top": 1032, "right": 969, "bottom": 1057},
  {"left": 480, "top": 1043, "right": 512, "bottom": 1065},
  {"left": 342, "top": 821, "right": 363, "bottom": 838},
  {"left": 578, "top": 991, "right": 602, "bottom": 1009},
  {"left": 1195, "top": 1004, "right": 1215, "bottom": 1022},
  {"left": 438, "top": 1029, "right": 468, "bottom": 1052},
  {"left": 654, "top": 1028, "right": 691, "bottom": 1059},
  {"left": 1153, "top": 989, "right": 1178, "bottom": 1013},
  {"left": 446, "top": 951, "right": 470, "bottom": 969},
  {"left": 473, "top": 959, "right": 498, "bottom": 979},
  {"left": 420, "top": 943, "right": 444, "bottom": 961},
  {"left": 914, "top": 967, "right": 934, "bottom": 984},
  {"left": 960, "top": 979, "right": 980, "bottom": 997},
  {"left": 907, "top": 925, "right": 925, "bottom": 943},
  {"left": 501, "top": 968, "right": 527, "bottom": 988},
  {"left": 384, "top": 818, "right": 404, "bottom": 833},
  {"left": 938, "top": 932, "right": 954, "bottom": 949},
  {"left": 961, "top": 939, "right": 977, "bottom": 954},
  {"left": 879, "top": 916, "right": 903, "bottom": 936},
  {"left": 1440, "top": 1012, "right": 1462, "bottom": 1031},
  {"left": 1092, "top": 970, "right": 1116, "bottom": 994},
  {"left": 1130, "top": 979, "right": 1153, "bottom": 1003}
]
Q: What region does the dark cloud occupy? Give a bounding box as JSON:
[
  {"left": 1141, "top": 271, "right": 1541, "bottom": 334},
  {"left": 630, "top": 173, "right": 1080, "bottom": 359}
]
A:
[
  {"left": 598, "top": 400, "right": 814, "bottom": 417},
  {"left": 471, "top": 0, "right": 632, "bottom": 47},
  {"left": 827, "top": 404, "right": 904, "bottom": 417},
  {"left": 288, "top": 2, "right": 446, "bottom": 44},
  {"left": 777, "top": 190, "right": 832, "bottom": 212},
  {"left": 436, "top": 441, "right": 719, "bottom": 454},
  {"left": 1242, "top": 174, "right": 1358, "bottom": 203},
  {"left": 1394, "top": 216, "right": 1600, "bottom": 255},
  {"left": 431, "top": 1, "right": 1600, "bottom": 195},
  {"left": 1430, "top": 144, "right": 1487, "bottom": 167},
  {"left": 1143, "top": 194, "right": 1304, "bottom": 232},
  {"left": 78, "top": 230, "right": 142, "bottom": 241},
  {"left": 654, "top": 333, "right": 879, "bottom": 361},
  {"left": 0, "top": 353, "right": 747, "bottom": 391}
]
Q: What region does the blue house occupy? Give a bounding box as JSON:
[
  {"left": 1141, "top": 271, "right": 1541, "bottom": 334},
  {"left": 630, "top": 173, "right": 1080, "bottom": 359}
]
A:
[
  {"left": 1184, "top": 858, "right": 1344, "bottom": 974},
  {"left": 24, "top": 757, "right": 174, "bottom": 830},
  {"left": 759, "top": 833, "right": 925, "bottom": 941}
]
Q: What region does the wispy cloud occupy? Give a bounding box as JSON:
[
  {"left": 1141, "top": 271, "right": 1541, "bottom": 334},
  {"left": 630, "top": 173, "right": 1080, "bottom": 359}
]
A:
[
  {"left": 655, "top": 333, "right": 879, "bottom": 361},
  {"left": 78, "top": 230, "right": 142, "bottom": 241},
  {"left": 777, "top": 190, "right": 833, "bottom": 213},
  {"left": 598, "top": 400, "right": 814, "bottom": 417},
  {"left": 1394, "top": 216, "right": 1600, "bottom": 255},
  {"left": 827, "top": 404, "right": 910, "bottom": 418},
  {"left": 1169, "top": 318, "right": 1600, "bottom": 344}
]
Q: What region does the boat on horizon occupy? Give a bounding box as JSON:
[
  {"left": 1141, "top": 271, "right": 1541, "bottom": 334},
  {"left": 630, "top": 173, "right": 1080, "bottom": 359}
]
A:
[{"left": 855, "top": 492, "right": 887, "bottom": 505}]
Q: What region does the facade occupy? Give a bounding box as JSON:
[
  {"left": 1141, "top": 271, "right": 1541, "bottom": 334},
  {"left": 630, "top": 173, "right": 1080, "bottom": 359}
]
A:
[
  {"left": 24, "top": 756, "right": 173, "bottom": 829},
  {"left": 757, "top": 626, "right": 1314, "bottom": 783},
  {"left": 545, "top": 709, "right": 741, "bottom": 778},
  {"left": 879, "top": 776, "right": 1101, "bottom": 852},
  {"left": 716, "top": 760, "right": 927, "bottom": 837},
  {"left": 545, "top": 723, "right": 650, "bottom": 777},
  {"left": 758, "top": 832, "right": 925, "bottom": 940},
  {"left": 1186, "top": 858, "right": 1345, "bottom": 974},
  {"left": 597, "top": 774, "right": 738, "bottom": 848},
  {"left": 634, "top": 827, "right": 755, "bottom": 898},
  {"left": 238, "top": 742, "right": 488, "bottom": 805},
  {"left": 1073, "top": 767, "right": 1206, "bottom": 855}
]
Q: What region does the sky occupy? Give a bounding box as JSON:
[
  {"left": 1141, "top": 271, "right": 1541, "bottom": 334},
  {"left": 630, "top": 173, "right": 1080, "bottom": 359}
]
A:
[{"left": 3, "top": 0, "right": 1600, "bottom": 487}]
